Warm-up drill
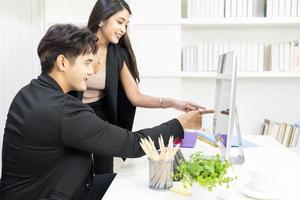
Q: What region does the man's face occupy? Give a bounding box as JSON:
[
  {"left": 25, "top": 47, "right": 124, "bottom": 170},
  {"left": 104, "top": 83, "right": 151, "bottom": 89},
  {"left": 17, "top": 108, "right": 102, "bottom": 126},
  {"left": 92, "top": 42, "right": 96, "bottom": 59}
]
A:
[{"left": 65, "top": 53, "right": 94, "bottom": 91}]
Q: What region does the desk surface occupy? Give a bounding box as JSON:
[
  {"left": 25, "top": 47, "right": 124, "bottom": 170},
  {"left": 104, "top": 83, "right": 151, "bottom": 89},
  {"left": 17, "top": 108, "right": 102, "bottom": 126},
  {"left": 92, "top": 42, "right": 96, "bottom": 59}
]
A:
[{"left": 103, "top": 135, "right": 300, "bottom": 200}]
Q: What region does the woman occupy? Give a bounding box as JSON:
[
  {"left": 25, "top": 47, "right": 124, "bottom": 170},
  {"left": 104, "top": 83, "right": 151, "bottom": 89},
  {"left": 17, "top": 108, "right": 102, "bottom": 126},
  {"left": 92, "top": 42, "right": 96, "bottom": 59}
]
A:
[{"left": 70, "top": 0, "right": 204, "bottom": 175}]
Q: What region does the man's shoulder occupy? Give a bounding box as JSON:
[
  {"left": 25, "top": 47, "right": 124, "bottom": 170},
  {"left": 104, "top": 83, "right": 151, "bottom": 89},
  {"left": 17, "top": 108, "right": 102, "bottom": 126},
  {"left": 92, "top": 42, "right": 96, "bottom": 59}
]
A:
[
  {"left": 16, "top": 79, "right": 89, "bottom": 109},
  {"left": 63, "top": 93, "right": 94, "bottom": 113},
  {"left": 14, "top": 78, "right": 93, "bottom": 113}
]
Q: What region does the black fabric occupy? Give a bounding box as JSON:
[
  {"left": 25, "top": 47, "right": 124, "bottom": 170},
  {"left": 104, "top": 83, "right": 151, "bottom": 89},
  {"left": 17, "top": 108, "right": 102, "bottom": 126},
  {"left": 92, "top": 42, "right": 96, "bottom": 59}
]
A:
[
  {"left": 87, "top": 98, "right": 113, "bottom": 174},
  {"left": 105, "top": 43, "right": 136, "bottom": 130},
  {"left": 86, "top": 173, "right": 116, "bottom": 200},
  {"left": 0, "top": 73, "right": 184, "bottom": 200},
  {"left": 87, "top": 97, "right": 109, "bottom": 121}
]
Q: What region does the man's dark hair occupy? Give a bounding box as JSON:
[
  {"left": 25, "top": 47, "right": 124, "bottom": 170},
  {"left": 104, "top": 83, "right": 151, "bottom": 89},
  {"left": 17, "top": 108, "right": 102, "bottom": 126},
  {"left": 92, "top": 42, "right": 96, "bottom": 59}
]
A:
[{"left": 37, "top": 24, "right": 98, "bottom": 73}]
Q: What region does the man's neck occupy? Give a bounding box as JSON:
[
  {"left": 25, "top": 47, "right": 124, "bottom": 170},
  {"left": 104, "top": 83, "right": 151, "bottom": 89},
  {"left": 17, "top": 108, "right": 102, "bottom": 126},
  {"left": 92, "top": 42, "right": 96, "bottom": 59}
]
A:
[{"left": 48, "top": 72, "right": 69, "bottom": 93}]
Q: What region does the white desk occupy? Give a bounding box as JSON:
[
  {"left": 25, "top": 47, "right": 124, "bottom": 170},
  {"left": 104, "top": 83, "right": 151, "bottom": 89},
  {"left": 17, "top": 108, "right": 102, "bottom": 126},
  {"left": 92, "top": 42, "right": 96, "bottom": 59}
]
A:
[{"left": 103, "top": 135, "right": 300, "bottom": 200}]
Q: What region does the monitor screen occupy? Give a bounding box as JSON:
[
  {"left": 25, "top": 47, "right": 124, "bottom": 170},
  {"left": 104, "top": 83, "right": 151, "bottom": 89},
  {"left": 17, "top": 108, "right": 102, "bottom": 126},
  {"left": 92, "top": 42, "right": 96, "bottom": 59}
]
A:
[
  {"left": 213, "top": 51, "right": 236, "bottom": 141},
  {"left": 212, "top": 51, "right": 244, "bottom": 163}
]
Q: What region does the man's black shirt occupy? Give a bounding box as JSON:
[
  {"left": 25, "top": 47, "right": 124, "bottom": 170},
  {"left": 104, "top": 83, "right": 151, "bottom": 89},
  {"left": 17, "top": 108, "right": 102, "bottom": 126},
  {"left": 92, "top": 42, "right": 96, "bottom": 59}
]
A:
[{"left": 0, "top": 73, "right": 184, "bottom": 200}]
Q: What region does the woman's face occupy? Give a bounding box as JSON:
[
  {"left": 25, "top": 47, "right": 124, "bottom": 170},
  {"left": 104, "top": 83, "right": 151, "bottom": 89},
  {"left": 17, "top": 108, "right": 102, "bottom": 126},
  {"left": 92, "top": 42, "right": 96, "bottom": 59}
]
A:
[{"left": 100, "top": 8, "right": 130, "bottom": 44}]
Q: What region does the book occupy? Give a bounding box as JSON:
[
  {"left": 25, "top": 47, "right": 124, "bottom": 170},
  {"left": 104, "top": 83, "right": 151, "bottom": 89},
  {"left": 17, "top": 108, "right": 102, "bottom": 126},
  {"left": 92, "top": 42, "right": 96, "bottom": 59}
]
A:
[
  {"left": 242, "top": 0, "right": 248, "bottom": 18},
  {"left": 219, "top": 0, "right": 225, "bottom": 18},
  {"left": 231, "top": 0, "right": 237, "bottom": 18},
  {"left": 278, "top": 0, "right": 285, "bottom": 17},
  {"left": 225, "top": 0, "right": 232, "bottom": 18},
  {"left": 291, "top": 0, "right": 297, "bottom": 17},
  {"left": 248, "top": 0, "right": 254, "bottom": 17},
  {"left": 264, "top": 44, "right": 271, "bottom": 71},
  {"left": 262, "top": 119, "right": 271, "bottom": 135},
  {"left": 285, "top": 0, "right": 292, "bottom": 18},
  {"left": 259, "top": 123, "right": 266, "bottom": 135},
  {"left": 290, "top": 124, "right": 300, "bottom": 147},
  {"left": 267, "top": 121, "right": 280, "bottom": 140},
  {"left": 197, "top": 43, "right": 204, "bottom": 71},
  {"left": 277, "top": 123, "right": 287, "bottom": 143},
  {"left": 258, "top": 42, "right": 264, "bottom": 71},
  {"left": 220, "top": 134, "right": 257, "bottom": 147},
  {"left": 271, "top": 43, "right": 280, "bottom": 72},
  {"left": 252, "top": 0, "right": 266, "bottom": 17},
  {"left": 236, "top": 0, "right": 243, "bottom": 18},
  {"left": 196, "top": 131, "right": 218, "bottom": 147},
  {"left": 266, "top": 0, "right": 273, "bottom": 17},
  {"left": 181, "top": 131, "right": 197, "bottom": 148},
  {"left": 298, "top": 0, "right": 300, "bottom": 17},
  {"left": 282, "top": 124, "right": 293, "bottom": 147}
]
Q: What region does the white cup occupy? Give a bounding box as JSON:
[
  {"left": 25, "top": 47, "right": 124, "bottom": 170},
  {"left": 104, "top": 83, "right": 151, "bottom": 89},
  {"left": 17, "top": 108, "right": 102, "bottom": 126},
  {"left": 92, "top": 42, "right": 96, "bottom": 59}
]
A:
[{"left": 247, "top": 168, "right": 275, "bottom": 193}]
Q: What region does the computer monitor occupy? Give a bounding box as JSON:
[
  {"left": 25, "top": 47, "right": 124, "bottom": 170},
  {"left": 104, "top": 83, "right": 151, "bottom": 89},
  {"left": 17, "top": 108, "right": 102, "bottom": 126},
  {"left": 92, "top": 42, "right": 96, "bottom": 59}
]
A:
[{"left": 213, "top": 51, "right": 245, "bottom": 165}]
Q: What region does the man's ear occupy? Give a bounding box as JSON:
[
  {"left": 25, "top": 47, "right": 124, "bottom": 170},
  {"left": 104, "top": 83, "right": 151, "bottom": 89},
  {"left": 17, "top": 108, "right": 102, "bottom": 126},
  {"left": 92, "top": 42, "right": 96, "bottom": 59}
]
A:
[{"left": 56, "top": 55, "right": 68, "bottom": 72}]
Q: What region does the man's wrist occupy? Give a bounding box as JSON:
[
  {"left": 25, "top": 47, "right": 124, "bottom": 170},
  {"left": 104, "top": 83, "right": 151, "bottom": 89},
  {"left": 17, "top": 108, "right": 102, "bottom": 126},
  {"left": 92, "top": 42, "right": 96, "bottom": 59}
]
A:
[
  {"left": 176, "top": 115, "right": 187, "bottom": 129},
  {"left": 171, "top": 118, "right": 184, "bottom": 139}
]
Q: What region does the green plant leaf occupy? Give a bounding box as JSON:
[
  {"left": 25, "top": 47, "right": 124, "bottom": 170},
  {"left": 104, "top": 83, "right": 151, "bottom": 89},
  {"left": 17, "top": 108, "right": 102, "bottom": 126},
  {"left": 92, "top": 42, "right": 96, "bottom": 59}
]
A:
[{"left": 175, "top": 151, "right": 235, "bottom": 191}]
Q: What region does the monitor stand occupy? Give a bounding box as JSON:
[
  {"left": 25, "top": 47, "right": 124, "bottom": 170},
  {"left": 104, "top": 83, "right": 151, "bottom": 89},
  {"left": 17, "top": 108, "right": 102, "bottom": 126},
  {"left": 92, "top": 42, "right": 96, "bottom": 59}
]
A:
[{"left": 226, "top": 107, "right": 245, "bottom": 165}]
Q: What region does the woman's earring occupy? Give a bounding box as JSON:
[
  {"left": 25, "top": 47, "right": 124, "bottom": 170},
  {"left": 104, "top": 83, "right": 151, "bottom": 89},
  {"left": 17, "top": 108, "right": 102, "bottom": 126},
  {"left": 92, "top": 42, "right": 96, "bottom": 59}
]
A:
[{"left": 99, "top": 22, "right": 104, "bottom": 28}]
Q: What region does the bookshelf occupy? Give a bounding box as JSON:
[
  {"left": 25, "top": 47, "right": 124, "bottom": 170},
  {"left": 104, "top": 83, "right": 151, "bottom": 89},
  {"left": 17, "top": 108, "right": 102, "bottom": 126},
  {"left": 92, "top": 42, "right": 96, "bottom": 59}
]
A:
[{"left": 128, "top": 0, "right": 300, "bottom": 138}]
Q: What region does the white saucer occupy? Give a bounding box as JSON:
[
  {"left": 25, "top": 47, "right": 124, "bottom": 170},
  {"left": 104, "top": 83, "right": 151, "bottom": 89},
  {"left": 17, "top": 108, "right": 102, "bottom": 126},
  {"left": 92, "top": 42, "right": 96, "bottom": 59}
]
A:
[{"left": 239, "top": 181, "right": 283, "bottom": 200}]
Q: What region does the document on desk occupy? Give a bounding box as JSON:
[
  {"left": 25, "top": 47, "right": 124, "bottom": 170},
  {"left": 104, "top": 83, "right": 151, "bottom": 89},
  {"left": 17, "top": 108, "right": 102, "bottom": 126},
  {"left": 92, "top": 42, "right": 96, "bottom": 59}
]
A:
[
  {"left": 194, "top": 130, "right": 257, "bottom": 148},
  {"left": 221, "top": 135, "right": 258, "bottom": 147}
]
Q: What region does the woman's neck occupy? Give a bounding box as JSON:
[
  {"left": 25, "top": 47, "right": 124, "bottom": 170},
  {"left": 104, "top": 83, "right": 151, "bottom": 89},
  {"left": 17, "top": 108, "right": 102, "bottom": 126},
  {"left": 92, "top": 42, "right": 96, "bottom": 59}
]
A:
[
  {"left": 98, "top": 40, "right": 108, "bottom": 50},
  {"left": 96, "top": 31, "right": 109, "bottom": 49}
]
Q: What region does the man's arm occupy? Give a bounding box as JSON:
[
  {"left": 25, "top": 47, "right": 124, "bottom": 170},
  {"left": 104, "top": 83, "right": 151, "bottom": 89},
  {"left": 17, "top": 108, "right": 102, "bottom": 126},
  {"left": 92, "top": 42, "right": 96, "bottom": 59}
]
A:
[
  {"left": 61, "top": 100, "right": 212, "bottom": 158},
  {"left": 61, "top": 102, "right": 183, "bottom": 158}
]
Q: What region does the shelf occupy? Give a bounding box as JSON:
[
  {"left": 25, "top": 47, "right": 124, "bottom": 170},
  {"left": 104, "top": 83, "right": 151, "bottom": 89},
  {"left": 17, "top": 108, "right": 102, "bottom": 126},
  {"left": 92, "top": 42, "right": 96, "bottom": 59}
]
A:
[
  {"left": 181, "top": 72, "right": 300, "bottom": 78},
  {"left": 140, "top": 71, "right": 300, "bottom": 78},
  {"left": 181, "top": 18, "right": 300, "bottom": 28},
  {"left": 45, "top": 21, "right": 87, "bottom": 28},
  {"left": 130, "top": 19, "right": 180, "bottom": 25},
  {"left": 140, "top": 72, "right": 182, "bottom": 78},
  {"left": 236, "top": 72, "right": 300, "bottom": 78},
  {"left": 45, "top": 18, "right": 300, "bottom": 28},
  {"left": 179, "top": 72, "right": 216, "bottom": 78}
]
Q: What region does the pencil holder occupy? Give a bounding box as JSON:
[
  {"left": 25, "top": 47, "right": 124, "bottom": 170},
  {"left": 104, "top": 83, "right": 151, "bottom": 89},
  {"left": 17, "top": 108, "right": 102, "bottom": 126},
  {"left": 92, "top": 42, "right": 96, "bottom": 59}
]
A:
[{"left": 148, "top": 158, "right": 173, "bottom": 190}]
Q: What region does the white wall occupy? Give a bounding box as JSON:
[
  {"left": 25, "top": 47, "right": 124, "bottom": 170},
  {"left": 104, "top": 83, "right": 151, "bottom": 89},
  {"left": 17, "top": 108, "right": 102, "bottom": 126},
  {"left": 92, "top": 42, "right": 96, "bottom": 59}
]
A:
[
  {"left": 0, "top": 0, "right": 44, "bottom": 173},
  {"left": 44, "top": 0, "right": 96, "bottom": 27}
]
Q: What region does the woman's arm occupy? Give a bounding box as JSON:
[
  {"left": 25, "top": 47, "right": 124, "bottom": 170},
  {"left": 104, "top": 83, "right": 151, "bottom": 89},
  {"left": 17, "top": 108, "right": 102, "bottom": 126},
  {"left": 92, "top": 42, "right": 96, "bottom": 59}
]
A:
[{"left": 120, "top": 62, "right": 205, "bottom": 112}]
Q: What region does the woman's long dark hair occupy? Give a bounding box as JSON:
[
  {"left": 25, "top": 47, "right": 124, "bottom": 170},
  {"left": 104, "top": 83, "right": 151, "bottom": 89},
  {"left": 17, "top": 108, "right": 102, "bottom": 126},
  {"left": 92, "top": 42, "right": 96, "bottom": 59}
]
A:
[{"left": 88, "top": 0, "right": 140, "bottom": 82}]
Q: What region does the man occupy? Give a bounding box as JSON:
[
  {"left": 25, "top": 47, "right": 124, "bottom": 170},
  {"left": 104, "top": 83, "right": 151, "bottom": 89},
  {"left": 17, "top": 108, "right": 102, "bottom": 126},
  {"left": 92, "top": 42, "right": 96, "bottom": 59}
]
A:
[{"left": 0, "top": 24, "right": 213, "bottom": 200}]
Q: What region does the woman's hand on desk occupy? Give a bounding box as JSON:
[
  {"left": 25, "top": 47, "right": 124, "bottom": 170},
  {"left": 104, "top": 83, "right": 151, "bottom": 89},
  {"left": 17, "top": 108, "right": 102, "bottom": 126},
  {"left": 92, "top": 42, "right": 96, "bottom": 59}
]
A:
[{"left": 177, "top": 109, "right": 214, "bottom": 130}]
